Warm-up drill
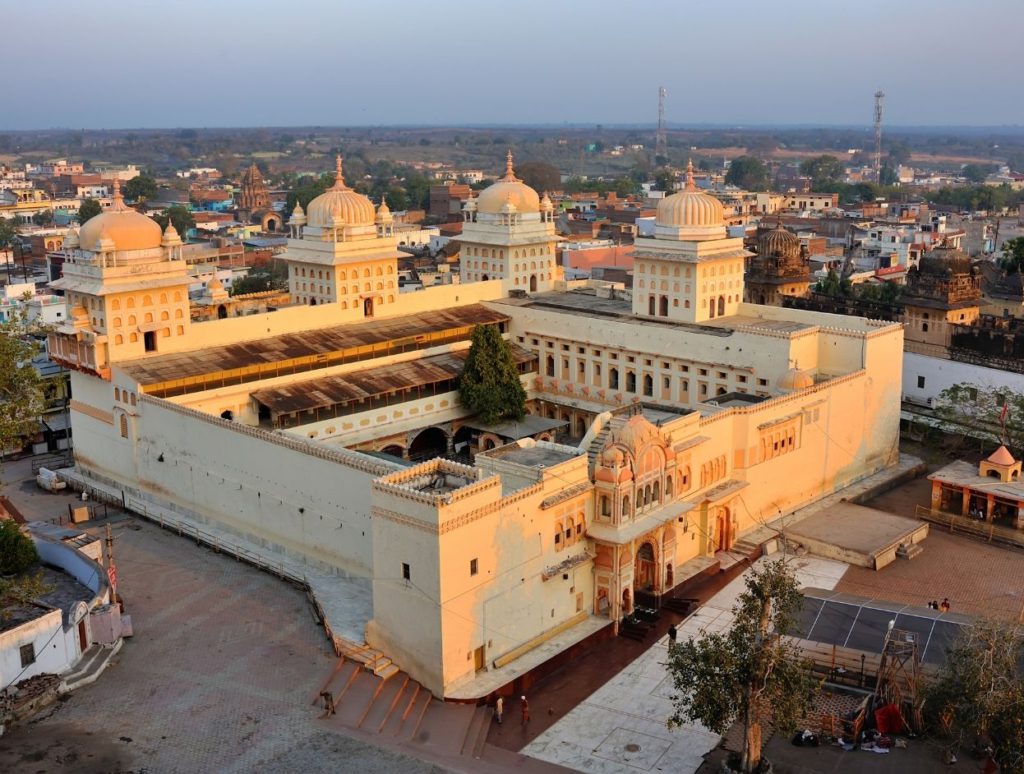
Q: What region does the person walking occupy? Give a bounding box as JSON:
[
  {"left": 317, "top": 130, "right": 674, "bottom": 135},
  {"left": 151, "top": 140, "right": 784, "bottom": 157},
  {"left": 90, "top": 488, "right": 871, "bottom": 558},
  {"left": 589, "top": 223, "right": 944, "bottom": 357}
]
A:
[
  {"left": 495, "top": 696, "right": 504, "bottom": 725},
  {"left": 940, "top": 598, "right": 951, "bottom": 613},
  {"left": 521, "top": 695, "right": 530, "bottom": 726},
  {"left": 668, "top": 623, "right": 678, "bottom": 649}
]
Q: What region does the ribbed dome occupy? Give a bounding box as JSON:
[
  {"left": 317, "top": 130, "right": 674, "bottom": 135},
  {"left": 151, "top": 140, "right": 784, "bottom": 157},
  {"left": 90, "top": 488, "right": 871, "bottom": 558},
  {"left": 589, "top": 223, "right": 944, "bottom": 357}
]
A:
[
  {"left": 778, "top": 366, "right": 814, "bottom": 391},
  {"left": 79, "top": 180, "right": 163, "bottom": 252},
  {"left": 306, "top": 155, "right": 376, "bottom": 228},
  {"left": 919, "top": 244, "right": 973, "bottom": 277},
  {"left": 758, "top": 223, "right": 800, "bottom": 258},
  {"left": 476, "top": 151, "right": 540, "bottom": 214},
  {"left": 376, "top": 196, "right": 393, "bottom": 224},
  {"left": 655, "top": 160, "right": 724, "bottom": 230}
]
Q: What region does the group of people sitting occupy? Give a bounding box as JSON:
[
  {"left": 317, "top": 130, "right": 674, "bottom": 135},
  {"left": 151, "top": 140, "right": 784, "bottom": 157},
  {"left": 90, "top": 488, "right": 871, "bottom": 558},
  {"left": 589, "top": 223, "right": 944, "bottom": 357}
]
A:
[
  {"left": 968, "top": 506, "right": 989, "bottom": 521},
  {"left": 927, "top": 598, "right": 951, "bottom": 613}
]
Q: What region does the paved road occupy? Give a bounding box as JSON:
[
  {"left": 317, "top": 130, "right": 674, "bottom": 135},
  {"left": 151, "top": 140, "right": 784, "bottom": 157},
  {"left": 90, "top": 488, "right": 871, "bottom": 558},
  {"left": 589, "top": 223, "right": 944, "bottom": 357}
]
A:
[{"left": 0, "top": 478, "right": 447, "bottom": 774}]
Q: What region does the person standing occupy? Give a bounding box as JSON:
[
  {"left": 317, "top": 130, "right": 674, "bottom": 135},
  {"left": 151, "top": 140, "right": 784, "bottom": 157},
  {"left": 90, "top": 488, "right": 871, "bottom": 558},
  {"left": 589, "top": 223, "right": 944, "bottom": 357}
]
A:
[
  {"left": 521, "top": 695, "right": 530, "bottom": 726},
  {"left": 495, "top": 696, "right": 504, "bottom": 725},
  {"left": 668, "top": 623, "right": 678, "bottom": 649}
]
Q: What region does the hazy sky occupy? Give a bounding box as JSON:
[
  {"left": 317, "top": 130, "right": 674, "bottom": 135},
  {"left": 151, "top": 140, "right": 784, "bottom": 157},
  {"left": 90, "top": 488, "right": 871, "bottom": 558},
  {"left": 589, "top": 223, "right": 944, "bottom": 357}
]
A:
[{"left": 8, "top": 0, "right": 1021, "bottom": 130}]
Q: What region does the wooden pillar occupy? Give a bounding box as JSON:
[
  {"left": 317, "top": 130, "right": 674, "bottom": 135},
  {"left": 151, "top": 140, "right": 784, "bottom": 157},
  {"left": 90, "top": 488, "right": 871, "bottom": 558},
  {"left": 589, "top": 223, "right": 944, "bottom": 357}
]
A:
[
  {"left": 986, "top": 494, "right": 995, "bottom": 522},
  {"left": 962, "top": 487, "right": 971, "bottom": 517},
  {"left": 930, "top": 480, "right": 942, "bottom": 511}
]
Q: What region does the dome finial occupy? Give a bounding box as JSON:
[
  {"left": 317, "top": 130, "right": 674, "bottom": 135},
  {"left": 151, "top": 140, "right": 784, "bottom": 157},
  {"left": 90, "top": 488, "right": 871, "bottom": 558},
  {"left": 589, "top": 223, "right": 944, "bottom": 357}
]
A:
[
  {"left": 685, "top": 159, "right": 696, "bottom": 192},
  {"left": 503, "top": 149, "right": 518, "bottom": 182},
  {"left": 332, "top": 154, "right": 347, "bottom": 190},
  {"left": 112, "top": 178, "right": 126, "bottom": 211}
]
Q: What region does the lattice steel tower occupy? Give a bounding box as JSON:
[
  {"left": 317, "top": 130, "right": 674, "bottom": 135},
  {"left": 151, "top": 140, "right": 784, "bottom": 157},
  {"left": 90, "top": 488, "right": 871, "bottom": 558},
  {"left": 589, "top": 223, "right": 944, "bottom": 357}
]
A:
[
  {"left": 655, "top": 86, "right": 667, "bottom": 159},
  {"left": 873, "top": 90, "right": 885, "bottom": 182}
]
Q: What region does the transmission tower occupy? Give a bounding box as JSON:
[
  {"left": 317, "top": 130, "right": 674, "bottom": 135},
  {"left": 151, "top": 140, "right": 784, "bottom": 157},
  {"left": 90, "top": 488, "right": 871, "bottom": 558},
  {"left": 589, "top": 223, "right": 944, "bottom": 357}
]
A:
[
  {"left": 655, "top": 87, "right": 667, "bottom": 160},
  {"left": 873, "top": 89, "right": 885, "bottom": 182}
]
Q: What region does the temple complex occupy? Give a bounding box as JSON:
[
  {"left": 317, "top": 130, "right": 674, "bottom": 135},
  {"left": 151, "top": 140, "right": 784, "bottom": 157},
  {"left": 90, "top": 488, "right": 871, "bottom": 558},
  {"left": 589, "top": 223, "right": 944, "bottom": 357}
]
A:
[
  {"left": 234, "top": 163, "right": 281, "bottom": 232},
  {"left": 744, "top": 220, "right": 812, "bottom": 306},
  {"left": 49, "top": 153, "right": 904, "bottom": 698}
]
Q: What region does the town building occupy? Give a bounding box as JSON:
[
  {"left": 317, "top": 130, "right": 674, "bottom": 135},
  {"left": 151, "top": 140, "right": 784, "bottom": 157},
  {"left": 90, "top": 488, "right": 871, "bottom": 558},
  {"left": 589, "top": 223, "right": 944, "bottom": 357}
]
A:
[
  {"left": 234, "top": 164, "right": 282, "bottom": 232},
  {"left": 49, "top": 154, "right": 903, "bottom": 699}
]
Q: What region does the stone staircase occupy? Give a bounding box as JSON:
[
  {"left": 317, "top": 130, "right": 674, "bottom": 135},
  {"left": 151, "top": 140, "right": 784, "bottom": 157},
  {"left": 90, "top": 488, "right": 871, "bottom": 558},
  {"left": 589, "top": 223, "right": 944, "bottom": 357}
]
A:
[
  {"left": 897, "top": 541, "right": 924, "bottom": 560},
  {"left": 332, "top": 637, "right": 401, "bottom": 681},
  {"left": 60, "top": 640, "right": 123, "bottom": 693},
  {"left": 316, "top": 658, "right": 489, "bottom": 760}
]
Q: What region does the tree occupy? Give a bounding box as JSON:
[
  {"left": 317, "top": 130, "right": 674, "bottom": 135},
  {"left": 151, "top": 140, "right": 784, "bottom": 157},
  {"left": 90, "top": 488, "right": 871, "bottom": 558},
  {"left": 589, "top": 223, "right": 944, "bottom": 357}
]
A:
[
  {"left": 457, "top": 324, "right": 526, "bottom": 425},
  {"left": 667, "top": 560, "right": 816, "bottom": 773},
  {"left": 887, "top": 142, "right": 912, "bottom": 167},
  {"left": 0, "top": 519, "right": 39, "bottom": 575},
  {"left": 655, "top": 169, "right": 676, "bottom": 193},
  {"left": 962, "top": 164, "right": 996, "bottom": 184},
  {"left": 798, "top": 155, "right": 844, "bottom": 185},
  {"left": 152, "top": 205, "right": 195, "bottom": 237},
  {"left": 78, "top": 198, "right": 103, "bottom": 224},
  {"left": 927, "top": 619, "right": 1024, "bottom": 771},
  {"left": 932, "top": 382, "right": 1024, "bottom": 454},
  {"left": 814, "top": 268, "right": 852, "bottom": 298},
  {"left": 1000, "top": 236, "right": 1024, "bottom": 274},
  {"left": 515, "top": 162, "right": 561, "bottom": 193},
  {"left": 0, "top": 569, "right": 52, "bottom": 620},
  {"left": 32, "top": 210, "right": 54, "bottom": 227},
  {"left": 0, "top": 307, "right": 45, "bottom": 467},
  {"left": 0, "top": 218, "right": 16, "bottom": 252},
  {"left": 614, "top": 177, "right": 637, "bottom": 197},
  {"left": 725, "top": 156, "right": 770, "bottom": 191},
  {"left": 123, "top": 174, "right": 158, "bottom": 203}
]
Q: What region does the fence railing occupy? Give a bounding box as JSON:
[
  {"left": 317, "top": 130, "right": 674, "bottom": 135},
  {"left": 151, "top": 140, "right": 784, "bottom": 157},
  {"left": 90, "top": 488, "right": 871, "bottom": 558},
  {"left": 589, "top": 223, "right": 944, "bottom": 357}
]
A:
[{"left": 915, "top": 505, "right": 1024, "bottom": 549}]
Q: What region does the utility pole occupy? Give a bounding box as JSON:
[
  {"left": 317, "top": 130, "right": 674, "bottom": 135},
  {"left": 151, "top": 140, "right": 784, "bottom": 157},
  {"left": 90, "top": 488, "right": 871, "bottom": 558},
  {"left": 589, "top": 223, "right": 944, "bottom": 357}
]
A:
[
  {"left": 873, "top": 90, "right": 885, "bottom": 183},
  {"left": 105, "top": 523, "right": 119, "bottom": 606},
  {"left": 655, "top": 87, "right": 668, "bottom": 161}
]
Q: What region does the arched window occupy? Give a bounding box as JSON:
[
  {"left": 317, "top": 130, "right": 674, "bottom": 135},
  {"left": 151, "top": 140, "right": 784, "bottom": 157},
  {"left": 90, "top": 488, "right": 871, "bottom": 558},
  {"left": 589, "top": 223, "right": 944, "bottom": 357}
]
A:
[
  {"left": 626, "top": 371, "right": 636, "bottom": 392},
  {"left": 127, "top": 298, "right": 135, "bottom": 309},
  {"left": 144, "top": 313, "right": 153, "bottom": 323},
  {"left": 159, "top": 293, "right": 167, "bottom": 304},
  {"left": 709, "top": 298, "right": 716, "bottom": 318},
  {"left": 622, "top": 495, "right": 630, "bottom": 516},
  {"left": 114, "top": 388, "right": 121, "bottom": 401},
  {"left": 111, "top": 299, "right": 120, "bottom": 310},
  {"left": 653, "top": 481, "right": 660, "bottom": 502},
  {"left": 114, "top": 334, "right": 123, "bottom": 345},
  {"left": 666, "top": 476, "right": 673, "bottom": 498},
  {"left": 718, "top": 295, "right": 725, "bottom": 316},
  {"left": 129, "top": 333, "right": 138, "bottom": 343},
  {"left": 600, "top": 495, "right": 610, "bottom": 517},
  {"left": 643, "top": 374, "right": 653, "bottom": 396},
  {"left": 546, "top": 355, "right": 555, "bottom": 377},
  {"left": 119, "top": 414, "right": 128, "bottom": 438},
  {"left": 610, "top": 368, "right": 619, "bottom": 390},
  {"left": 142, "top": 295, "right": 152, "bottom": 306},
  {"left": 113, "top": 317, "right": 122, "bottom": 328},
  {"left": 648, "top": 296, "right": 655, "bottom": 315},
  {"left": 175, "top": 309, "right": 183, "bottom": 318},
  {"left": 160, "top": 311, "right": 169, "bottom": 321}
]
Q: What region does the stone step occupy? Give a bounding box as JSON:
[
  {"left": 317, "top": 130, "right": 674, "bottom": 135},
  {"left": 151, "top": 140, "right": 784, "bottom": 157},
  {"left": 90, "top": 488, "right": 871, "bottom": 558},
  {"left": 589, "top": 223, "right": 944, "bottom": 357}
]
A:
[
  {"left": 897, "top": 542, "right": 924, "bottom": 560},
  {"left": 358, "top": 675, "right": 405, "bottom": 730},
  {"left": 381, "top": 679, "right": 422, "bottom": 737},
  {"left": 459, "top": 704, "right": 490, "bottom": 758},
  {"left": 61, "top": 640, "right": 122, "bottom": 693}
]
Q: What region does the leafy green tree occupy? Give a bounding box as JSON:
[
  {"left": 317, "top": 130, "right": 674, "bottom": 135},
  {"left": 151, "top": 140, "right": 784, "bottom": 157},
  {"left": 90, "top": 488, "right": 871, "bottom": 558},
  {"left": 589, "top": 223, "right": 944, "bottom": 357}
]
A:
[
  {"left": 123, "top": 174, "right": 158, "bottom": 203},
  {"left": 0, "top": 568, "right": 53, "bottom": 620},
  {"left": 1000, "top": 236, "right": 1024, "bottom": 274},
  {"left": 153, "top": 205, "right": 195, "bottom": 237},
  {"left": 667, "top": 560, "right": 816, "bottom": 773},
  {"left": 798, "top": 155, "right": 844, "bottom": 184},
  {"left": 725, "top": 156, "right": 770, "bottom": 191},
  {"left": 31, "top": 210, "right": 54, "bottom": 227},
  {"left": 814, "top": 268, "right": 852, "bottom": 298},
  {"left": 0, "top": 307, "right": 45, "bottom": 467},
  {"left": 887, "top": 142, "right": 912, "bottom": 167},
  {"left": 879, "top": 165, "right": 899, "bottom": 186},
  {"left": 230, "top": 263, "right": 287, "bottom": 296},
  {"left": 515, "top": 162, "right": 561, "bottom": 193},
  {"left": 457, "top": 324, "right": 526, "bottom": 425},
  {"left": 655, "top": 170, "right": 676, "bottom": 193},
  {"left": 962, "top": 164, "right": 996, "bottom": 184},
  {"left": 614, "top": 177, "right": 637, "bottom": 197},
  {"left": 932, "top": 383, "right": 1024, "bottom": 454},
  {"left": 0, "top": 519, "right": 39, "bottom": 575},
  {"left": 384, "top": 185, "right": 409, "bottom": 213},
  {"left": 77, "top": 198, "right": 103, "bottom": 224},
  {"left": 927, "top": 619, "right": 1024, "bottom": 771}
]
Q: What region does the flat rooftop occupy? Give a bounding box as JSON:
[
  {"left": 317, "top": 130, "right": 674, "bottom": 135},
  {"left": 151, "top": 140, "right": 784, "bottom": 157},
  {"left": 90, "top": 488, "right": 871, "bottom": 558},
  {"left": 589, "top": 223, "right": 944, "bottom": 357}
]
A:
[
  {"left": 483, "top": 440, "right": 581, "bottom": 469},
  {"left": 122, "top": 304, "right": 509, "bottom": 396},
  {"left": 0, "top": 564, "right": 93, "bottom": 633},
  {"left": 463, "top": 414, "right": 566, "bottom": 440}
]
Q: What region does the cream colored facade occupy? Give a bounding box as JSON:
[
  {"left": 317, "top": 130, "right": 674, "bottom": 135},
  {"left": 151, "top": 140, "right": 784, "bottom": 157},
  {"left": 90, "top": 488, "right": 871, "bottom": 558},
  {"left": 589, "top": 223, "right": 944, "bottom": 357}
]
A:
[
  {"left": 51, "top": 157, "right": 904, "bottom": 699},
  {"left": 459, "top": 152, "right": 561, "bottom": 292}
]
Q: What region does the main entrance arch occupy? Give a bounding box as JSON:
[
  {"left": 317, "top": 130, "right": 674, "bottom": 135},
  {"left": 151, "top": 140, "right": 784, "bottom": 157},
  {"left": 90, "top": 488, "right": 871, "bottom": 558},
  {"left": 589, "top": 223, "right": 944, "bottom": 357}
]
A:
[{"left": 408, "top": 426, "right": 448, "bottom": 461}]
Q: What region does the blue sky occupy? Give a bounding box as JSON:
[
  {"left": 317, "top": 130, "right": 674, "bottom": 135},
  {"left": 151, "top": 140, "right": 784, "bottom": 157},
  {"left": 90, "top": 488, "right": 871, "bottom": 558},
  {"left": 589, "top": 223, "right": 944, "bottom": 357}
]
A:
[{"left": 7, "top": 0, "right": 1021, "bottom": 130}]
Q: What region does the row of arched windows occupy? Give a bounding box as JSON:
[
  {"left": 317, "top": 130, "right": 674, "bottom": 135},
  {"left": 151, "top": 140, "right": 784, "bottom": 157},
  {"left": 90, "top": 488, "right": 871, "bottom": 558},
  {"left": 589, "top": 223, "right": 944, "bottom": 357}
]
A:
[
  {"left": 111, "top": 309, "right": 183, "bottom": 328},
  {"left": 110, "top": 292, "right": 181, "bottom": 310},
  {"left": 553, "top": 510, "right": 586, "bottom": 551}
]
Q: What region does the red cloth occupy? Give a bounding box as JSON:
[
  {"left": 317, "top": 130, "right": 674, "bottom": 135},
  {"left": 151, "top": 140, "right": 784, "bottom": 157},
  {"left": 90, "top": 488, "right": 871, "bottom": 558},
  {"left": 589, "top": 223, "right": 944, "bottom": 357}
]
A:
[{"left": 874, "top": 704, "right": 904, "bottom": 735}]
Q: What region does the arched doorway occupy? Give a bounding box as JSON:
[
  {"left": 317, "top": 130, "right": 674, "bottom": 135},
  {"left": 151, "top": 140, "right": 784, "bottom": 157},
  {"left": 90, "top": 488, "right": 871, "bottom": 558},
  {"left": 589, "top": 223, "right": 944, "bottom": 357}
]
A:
[
  {"left": 648, "top": 296, "right": 656, "bottom": 316},
  {"left": 635, "top": 542, "right": 656, "bottom": 591},
  {"left": 718, "top": 295, "right": 725, "bottom": 316},
  {"left": 380, "top": 444, "right": 404, "bottom": 459},
  {"left": 363, "top": 297, "right": 374, "bottom": 317},
  {"left": 217, "top": 304, "right": 227, "bottom": 319},
  {"left": 481, "top": 274, "right": 489, "bottom": 281},
  {"left": 265, "top": 217, "right": 278, "bottom": 232},
  {"left": 660, "top": 295, "right": 669, "bottom": 316},
  {"left": 452, "top": 425, "right": 474, "bottom": 460},
  {"left": 529, "top": 275, "right": 537, "bottom": 292},
  {"left": 709, "top": 297, "right": 716, "bottom": 318},
  {"left": 714, "top": 507, "right": 733, "bottom": 552},
  {"left": 309, "top": 298, "right": 317, "bottom": 306},
  {"left": 408, "top": 426, "right": 447, "bottom": 461}
]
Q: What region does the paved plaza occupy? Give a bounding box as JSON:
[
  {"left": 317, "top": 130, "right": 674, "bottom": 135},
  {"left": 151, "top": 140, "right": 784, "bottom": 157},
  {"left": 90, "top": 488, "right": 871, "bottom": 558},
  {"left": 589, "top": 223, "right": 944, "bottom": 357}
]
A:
[
  {"left": 522, "top": 555, "right": 849, "bottom": 774},
  {"left": 0, "top": 482, "right": 445, "bottom": 774}
]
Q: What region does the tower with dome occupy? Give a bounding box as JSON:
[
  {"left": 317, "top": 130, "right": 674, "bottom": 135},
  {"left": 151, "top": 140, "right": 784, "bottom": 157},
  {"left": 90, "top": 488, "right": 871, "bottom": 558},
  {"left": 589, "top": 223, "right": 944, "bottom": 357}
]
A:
[
  {"left": 632, "top": 160, "right": 752, "bottom": 322},
  {"left": 282, "top": 155, "right": 399, "bottom": 315},
  {"left": 458, "top": 151, "right": 561, "bottom": 291}
]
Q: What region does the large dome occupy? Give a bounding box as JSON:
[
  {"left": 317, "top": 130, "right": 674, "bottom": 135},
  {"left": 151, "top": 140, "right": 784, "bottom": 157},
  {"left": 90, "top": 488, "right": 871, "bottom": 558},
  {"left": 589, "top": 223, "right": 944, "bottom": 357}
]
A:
[
  {"left": 476, "top": 151, "right": 540, "bottom": 214},
  {"left": 655, "top": 161, "right": 725, "bottom": 231},
  {"left": 758, "top": 222, "right": 800, "bottom": 258},
  {"left": 78, "top": 180, "right": 163, "bottom": 252},
  {"left": 306, "top": 155, "right": 376, "bottom": 228}
]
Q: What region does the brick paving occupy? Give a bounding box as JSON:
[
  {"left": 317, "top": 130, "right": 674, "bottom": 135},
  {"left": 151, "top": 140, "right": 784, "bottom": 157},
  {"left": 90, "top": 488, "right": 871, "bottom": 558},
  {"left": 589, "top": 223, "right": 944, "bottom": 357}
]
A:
[
  {"left": 836, "top": 477, "right": 1024, "bottom": 621},
  {"left": 0, "top": 502, "right": 443, "bottom": 773}
]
